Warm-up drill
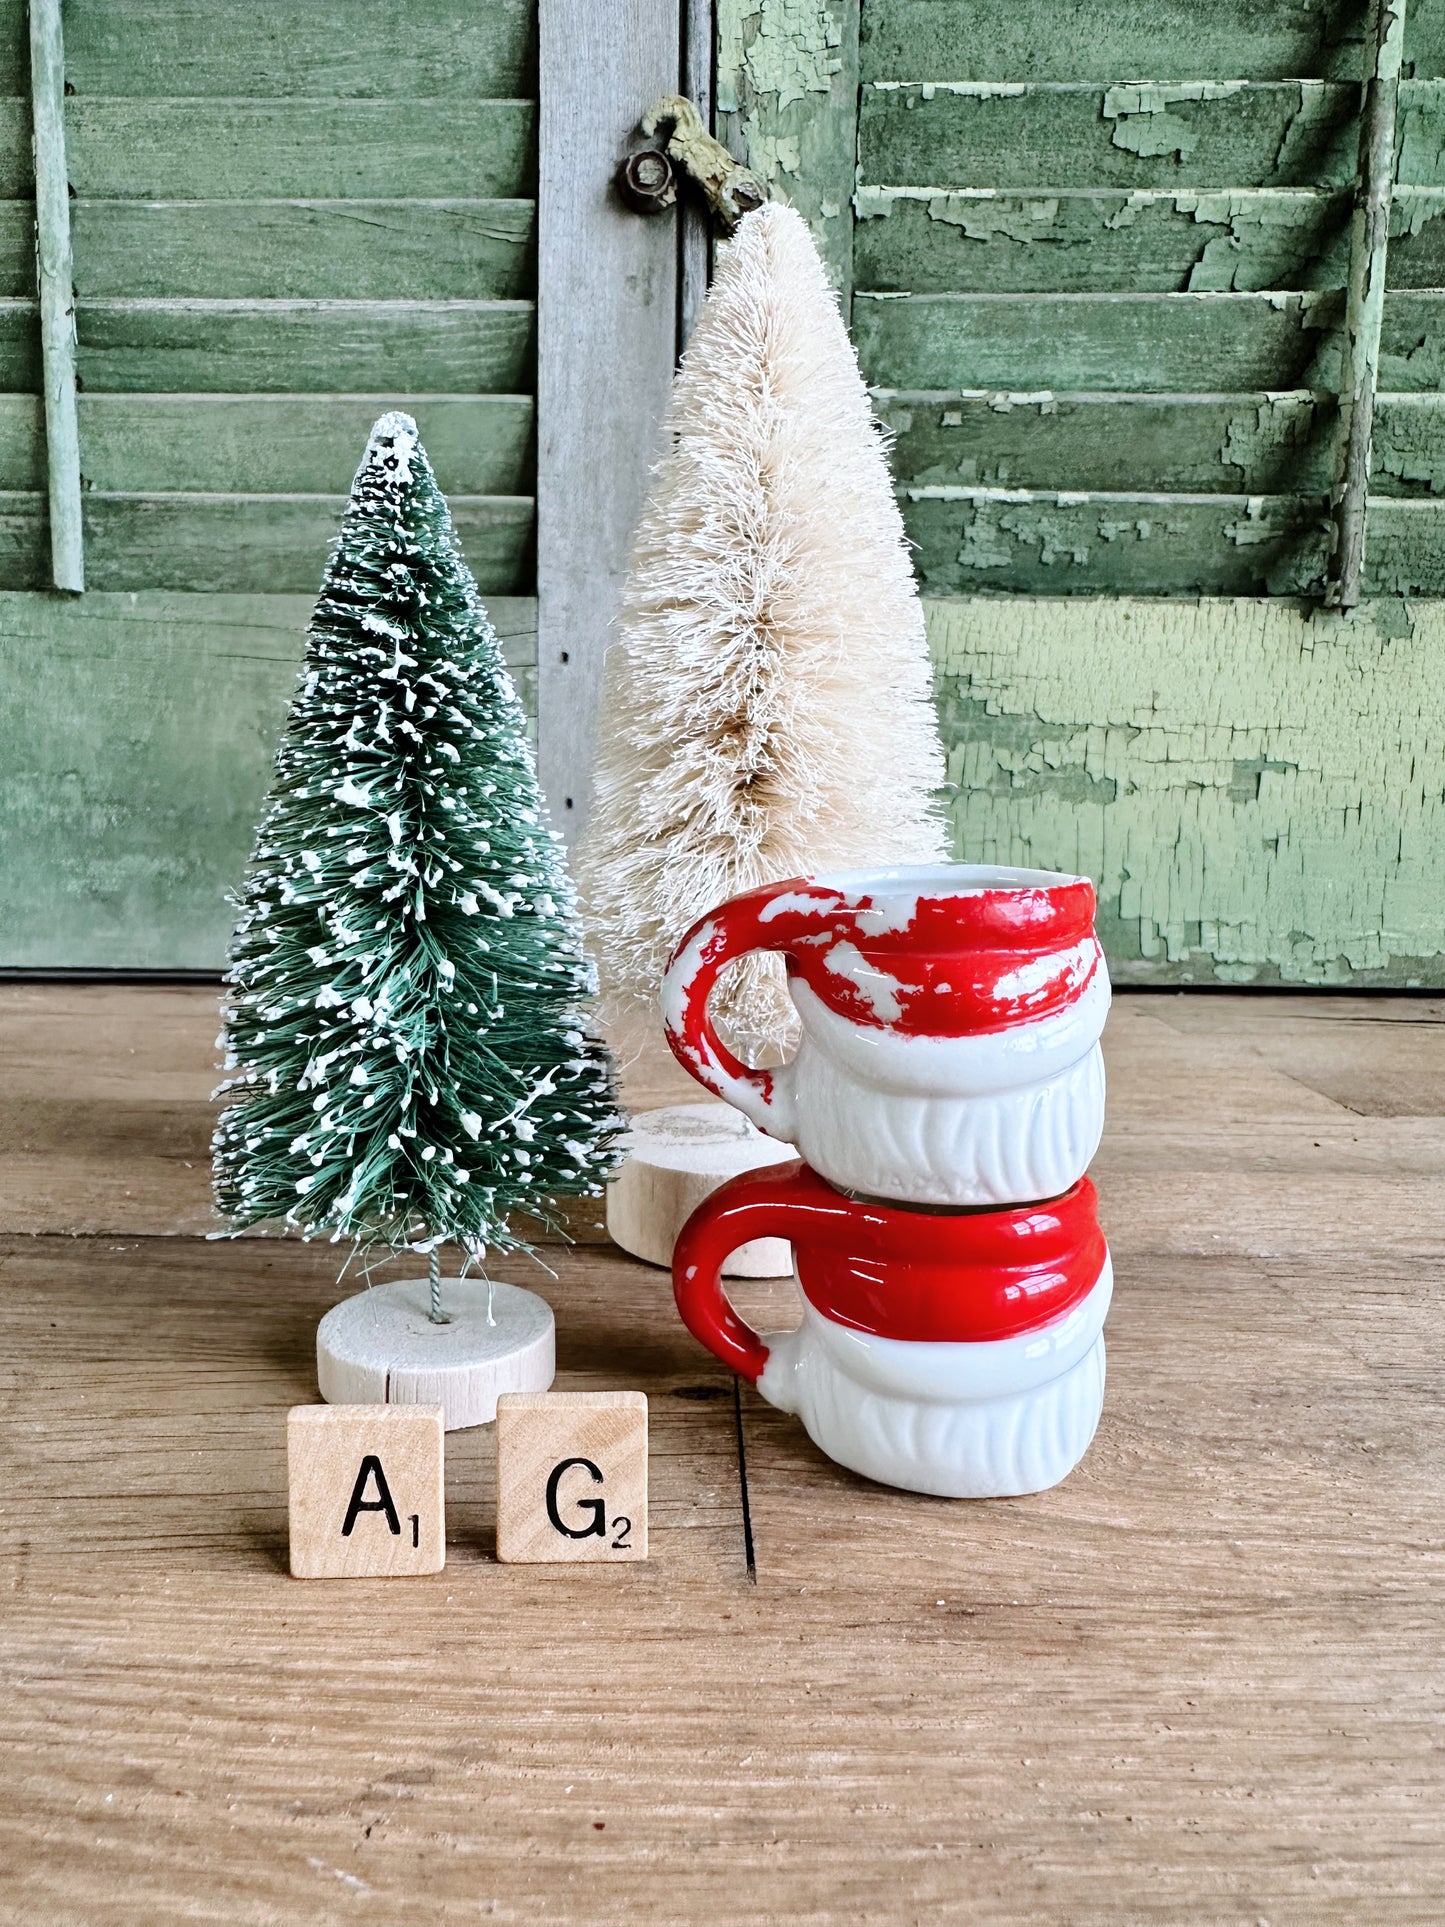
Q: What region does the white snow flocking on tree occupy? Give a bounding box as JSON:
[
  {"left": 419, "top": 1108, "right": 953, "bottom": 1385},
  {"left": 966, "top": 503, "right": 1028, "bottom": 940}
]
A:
[{"left": 577, "top": 199, "right": 948, "bottom": 1068}]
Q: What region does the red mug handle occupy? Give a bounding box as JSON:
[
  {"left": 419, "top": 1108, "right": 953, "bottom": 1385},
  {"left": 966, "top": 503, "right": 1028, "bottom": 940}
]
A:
[
  {"left": 673, "top": 1160, "right": 841, "bottom": 1383},
  {"left": 660, "top": 878, "right": 843, "bottom": 1137}
]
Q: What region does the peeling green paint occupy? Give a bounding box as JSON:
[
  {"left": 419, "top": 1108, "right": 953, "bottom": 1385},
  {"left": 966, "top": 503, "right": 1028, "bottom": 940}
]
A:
[
  {"left": 717, "top": 0, "right": 857, "bottom": 294},
  {"left": 853, "top": 185, "right": 1352, "bottom": 295},
  {"left": 1373, "top": 392, "right": 1445, "bottom": 492},
  {"left": 927, "top": 595, "right": 1445, "bottom": 985},
  {"left": 861, "top": 79, "right": 1371, "bottom": 190},
  {"left": 1102, "top": 82, "right": 1246, "bottom": 164}
]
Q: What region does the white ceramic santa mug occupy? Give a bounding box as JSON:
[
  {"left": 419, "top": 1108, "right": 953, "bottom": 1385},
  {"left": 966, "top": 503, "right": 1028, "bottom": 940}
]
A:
[
  {"left": 673, "top": 1161, "right": 1111, "bottom": 1498},
  {"left": 661, "top": 864, "right": 1110, "bottom": 1208}
]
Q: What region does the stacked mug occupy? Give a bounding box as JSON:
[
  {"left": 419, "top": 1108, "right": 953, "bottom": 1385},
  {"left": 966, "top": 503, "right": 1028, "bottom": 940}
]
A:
[{"left": 662, "top": 865, "right": 1112, "bottom": 1498}]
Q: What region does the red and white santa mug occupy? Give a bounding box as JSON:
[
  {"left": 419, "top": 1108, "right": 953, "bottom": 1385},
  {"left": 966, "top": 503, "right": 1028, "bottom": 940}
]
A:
[
  {"left": 661, "top": 864, "right": 1110, "bottom": 1208},
  {"left": 673, "top": 1161, "right": 1111, "bottom": 1497}
]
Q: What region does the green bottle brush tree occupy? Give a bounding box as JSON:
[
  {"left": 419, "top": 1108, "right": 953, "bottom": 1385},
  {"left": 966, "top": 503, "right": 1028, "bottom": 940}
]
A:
[{"left": 213, "top": 412, "right": 622, "bottom": 1424}]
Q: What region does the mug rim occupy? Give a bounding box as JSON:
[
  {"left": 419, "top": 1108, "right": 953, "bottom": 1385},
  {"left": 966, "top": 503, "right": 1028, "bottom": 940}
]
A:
[{"left": 802, "top": 861, "right": 1091, "bottom": 898}]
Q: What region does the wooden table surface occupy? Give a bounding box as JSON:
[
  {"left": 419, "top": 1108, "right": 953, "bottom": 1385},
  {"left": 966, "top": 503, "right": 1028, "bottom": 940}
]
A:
[{"left": 2, "top": 985, "right": 1443, "bottom": 1926}]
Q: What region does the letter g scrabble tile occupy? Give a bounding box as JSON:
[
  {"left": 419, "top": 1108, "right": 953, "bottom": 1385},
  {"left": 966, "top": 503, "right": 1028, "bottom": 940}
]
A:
[{"left": 495, "top": 1391, "right": 648, "bottom": 1563}]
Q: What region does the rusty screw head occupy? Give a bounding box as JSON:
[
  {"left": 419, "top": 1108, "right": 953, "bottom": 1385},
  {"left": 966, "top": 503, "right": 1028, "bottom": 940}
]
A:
[{"left": 616, "top": 148, "right": 678, "bottom": 215}]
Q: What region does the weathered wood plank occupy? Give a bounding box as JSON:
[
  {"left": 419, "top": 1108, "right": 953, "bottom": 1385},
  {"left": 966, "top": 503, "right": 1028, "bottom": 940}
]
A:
[
  {"left": 855, "top": 186, "right": 1351, "bottom": 294},
  {"left": 854, "top": 189, "right": 1445, "bottom": 299},
  {"left": 84, "top": 493, "right": 534, "bottom": 596},
  {"left": 62, "top": 0, "right": 536, "bottom": 98},
  {"left": 860, "top": 82, "right": 1445, "bottom": 195},
  {"left": 30, "top": 0, "right": 83, "bottom": 593},
  {"left": 717, "top": 0, "right": 860, "bottom": 298},
  {"left": 1380, "top": 290, "right": 1445, "bottom": 387},
  {"left": 73, "top": 300, "right": 534, "bottom": 394},
  {"left": 1372, "top": 390, "right": 1445, "bottom": 490},
  {"left": 860, "top": 0, "right": 1371, "bottom": 84},
  {"left": 0, "top": 592, "right": 537, "bottom": 970},
  {"left": 536, "top": 0, "right": 680, "bottom": 840},
  {"left": 70, "top": 199, "right": 535, "bottom": 302},
  {"left": 0, "top": 95, "right": 28, "bottom": 194},
  {"left": 1383, "top": 187, "right": 1445, "bottom": 280},
  {"left": 928, "top": 596, "right": 1445, "bottom": 983},
  {"left": 65, "top": 98, "right": 536, "bottom": 201},
  {"left": 905, "top": 486, "right": 1445, "bottom": 596},
  {"left": 0, "top": 394, "right": 534, "bottom": 495},
  {"left": 81, "top": 394, "right": 532, "bottom": 496},
  {"left": 876, "top": 389, "right": 1345, "bottom": 494},
  {"left": 860, "top": 80, "right": 1366, "bottom": 190},
  {"left": 0, "top": 202, "right": 41, "bottom": 295},
  {"left": 902, "top": 488, "right": 1335, "bottom": 596},
  {"left": 878, "top": 387, "right": 1445, "bottom": 497},
  {"left": 0, "top": 492, "right": 534, "bottom": 595},
  {"left": 1360, "top": 494, "right": 1445, "bottom": 592},
  {"left": 1398, "top": 77, "right": 1445, "bottom": 178},
  {"left": 855, "top": 290, "right": 1343, "bottom": 392},
  {"left": 0, "top": 297, "right": 39, "bottom": 388}
]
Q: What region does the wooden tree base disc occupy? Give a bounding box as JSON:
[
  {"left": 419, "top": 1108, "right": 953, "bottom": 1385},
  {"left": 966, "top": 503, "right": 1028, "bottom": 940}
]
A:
[
  {"left": 606, "top": 1101, "right": 796, "bottom": 1277},
  {"left": 316, "top": 1277, "right": 555, "bottom": 1432}
]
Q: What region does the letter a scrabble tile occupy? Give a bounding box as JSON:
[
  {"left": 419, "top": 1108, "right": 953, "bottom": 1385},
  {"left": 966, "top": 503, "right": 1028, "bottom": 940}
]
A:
[
  {"left": 495, "top": 1391, "right": 648, "bottom": 1563},
  {"left": 288, "top": 1404, "right": 445, "bottom": 1578}
]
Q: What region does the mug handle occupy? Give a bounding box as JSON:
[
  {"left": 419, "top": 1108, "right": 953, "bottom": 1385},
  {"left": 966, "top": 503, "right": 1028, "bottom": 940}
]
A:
[
  {"left": 660, "top": 879, "right": 834, "bottom": 1136},
  {"left": 672, "top": 1160, "right": 832, "bottom": 1384}
]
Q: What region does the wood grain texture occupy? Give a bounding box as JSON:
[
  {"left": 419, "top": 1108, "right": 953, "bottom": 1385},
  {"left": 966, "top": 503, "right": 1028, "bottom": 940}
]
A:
[
  {"left": 0, "top": 491, "right": 533, "bottom": 595},
  {"left": 854, "top": 186, "right": 1353, "bottom": 295},
  {"left": 878, "top": 387, "right": 1445, "bottom": 500},
  {"left": 860, "top": 0, "right": 1373, "bottom": 84},
  {"left": 876, "top": 388, "right": 1347, "bottom": 495},
  {"left": 29, "top": 0, "right": 83, "bottom": 592},
  {"left": 854, "top": 290, "right": 1344, "bottom": 393},
  {"left": 536, "top": 0, "right": 681, "bottom": 838},
  {"left": 860, "top": 79, "right": 1445, "bottom": 194},
  {"left": 71, "top": 299, "right": 535, "bottom": 395},
  {"left": 61, "top": 0, "right": 536, "bottom": 98},
  {"left": 70, "top": 199, "right": 536, "bottom": 302},
  {"left": 0, "top": 987, "right": 1443, "bottom": 1921},
  {"left": 860, "top": 79, "right": 1369, "bottom": 190},
  {"left": 287, "top": 1404, "right": 446, "bottom": 1579},
  {"left": 0, "top": 594, "right": 537, "bottom": 970},
  {"left": 495, "top": 1391, "right": 648, "bottom": 1563},
  {"left": 902, "top": 488, "right": 1336, "bottom": 597},
  {"left": 65, "top": 98, "right": 536, "bottom": 201},
  {"left": 73, "top": 393, "right": 533, "bottom": 498},
  {"left": 900, "top": 488, "right": 1445, "bottom": 596}
]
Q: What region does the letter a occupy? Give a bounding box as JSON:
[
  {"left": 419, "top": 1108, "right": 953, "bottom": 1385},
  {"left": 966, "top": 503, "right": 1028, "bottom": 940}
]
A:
[{"left": 341, "top": 1453, "right": 402, "bottom": 1537}]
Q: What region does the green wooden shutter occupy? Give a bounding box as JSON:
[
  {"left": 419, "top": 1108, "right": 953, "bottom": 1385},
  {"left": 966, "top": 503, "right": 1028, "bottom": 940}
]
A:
[
  {"left": 2, "top": 0, "right": 539, "bottom": 968},
  {"left": 723, "top": 0, "right": 1445, "bottom": 987}
]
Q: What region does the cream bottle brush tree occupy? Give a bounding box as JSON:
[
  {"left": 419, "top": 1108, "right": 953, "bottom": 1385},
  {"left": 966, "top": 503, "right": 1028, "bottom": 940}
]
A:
[
  {"left": 214, "top": 413, "right": 621, "bottom": 1421},
  {"left": 576, "top": 200, "right": 948, "bottom": 1072}
]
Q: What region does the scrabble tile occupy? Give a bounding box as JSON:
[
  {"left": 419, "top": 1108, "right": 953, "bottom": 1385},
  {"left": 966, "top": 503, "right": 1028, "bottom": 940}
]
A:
[
  {"left": 495, "top": 1391, "right": 648, "bottom": 1563},
  {"left": 287, "top": 1404, "right": 445, "bottom": 1578}
]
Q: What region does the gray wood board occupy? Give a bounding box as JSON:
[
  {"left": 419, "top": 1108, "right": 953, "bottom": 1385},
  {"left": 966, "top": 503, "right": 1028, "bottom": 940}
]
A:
[
  {"left": 536, "top": 0, "right": 682, "bottom": 841},
  {"left": 58, "top": 0, "right": 537, "bottom": 99},
  {"left": 876, "top": 388, "right": 1445, "bottom": 498},
  {"left": 69, "top": 200, "right": 535, "bottom": 302},
  {"left": 65, "top": 99, "right": 536, "bottom": 201},
  {"left": 66, "top": 300, "right": 535, "bottom": 394},
  {"left": 0, "top": 493, "right": 534, "bottom": 596}
]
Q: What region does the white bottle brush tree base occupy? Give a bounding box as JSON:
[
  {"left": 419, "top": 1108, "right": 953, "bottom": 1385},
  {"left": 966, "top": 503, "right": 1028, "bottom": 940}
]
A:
[
  {"left": 316, "top": 1251, "right": 556, "bottom": 1432},
  {"left": 213, "top": 413, "right": 622, "bottom": 1428}
]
